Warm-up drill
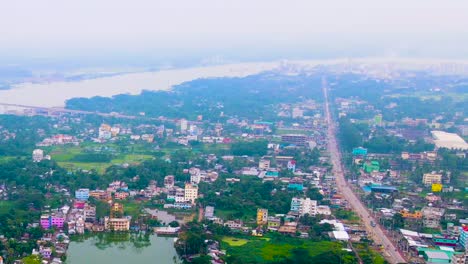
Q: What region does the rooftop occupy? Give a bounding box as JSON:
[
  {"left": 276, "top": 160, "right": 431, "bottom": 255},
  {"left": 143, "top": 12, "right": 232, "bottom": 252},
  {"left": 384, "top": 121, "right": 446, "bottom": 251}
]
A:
[{"left": 431, "top": 131, "right": 468, "bottom": 150}]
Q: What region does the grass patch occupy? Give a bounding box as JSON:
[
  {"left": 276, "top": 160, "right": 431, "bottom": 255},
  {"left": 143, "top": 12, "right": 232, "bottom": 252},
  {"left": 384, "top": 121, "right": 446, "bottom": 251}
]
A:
[
  {"left": 223, "top": 234, "right": 351, "bottom": 263},
  {"left": 353, "top": 242, "right": 386, "bottom": 264},
  {"left": 222, "top": 237, "right": 249, "bottom": 247},
  {"left": 50, "top": 143, "right": 155, "bottom": 173},
  {"left": 0, "top": 201, "right": 15, "bottom": 215},
  {"left": 57, "top": 161, "right": 109, "bottom": 174}
]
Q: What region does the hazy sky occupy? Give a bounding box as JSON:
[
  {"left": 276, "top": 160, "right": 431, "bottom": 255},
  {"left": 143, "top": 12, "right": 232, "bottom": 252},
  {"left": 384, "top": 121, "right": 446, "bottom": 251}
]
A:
[{"left": 2, "top": 0, "right": 468, "bottom": 64}]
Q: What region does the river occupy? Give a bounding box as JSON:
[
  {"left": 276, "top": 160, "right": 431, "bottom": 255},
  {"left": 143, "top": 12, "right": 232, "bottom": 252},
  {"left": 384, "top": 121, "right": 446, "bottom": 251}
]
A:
[
  {"left": 0, "top": 62, "right": 278, "bottom": 107},
  {"left": 66, "top": 233, "right": 179, "bottom": 264}
]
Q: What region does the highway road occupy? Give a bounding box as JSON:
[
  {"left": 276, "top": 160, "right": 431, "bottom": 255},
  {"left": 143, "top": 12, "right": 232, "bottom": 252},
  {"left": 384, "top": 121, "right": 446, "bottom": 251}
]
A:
[{"left": 322, "top": 79, "right": 406, "bottom": 264}]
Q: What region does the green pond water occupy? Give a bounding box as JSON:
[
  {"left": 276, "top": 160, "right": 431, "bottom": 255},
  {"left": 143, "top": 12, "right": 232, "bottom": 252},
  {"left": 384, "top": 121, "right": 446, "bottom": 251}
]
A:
[{"left": 66, "top": 233, "right": 179, "bottom": 264}]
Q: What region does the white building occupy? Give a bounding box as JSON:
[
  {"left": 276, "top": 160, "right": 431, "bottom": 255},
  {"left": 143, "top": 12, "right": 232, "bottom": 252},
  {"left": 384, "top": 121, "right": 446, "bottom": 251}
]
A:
[
  {"left": 431, "top": 131, "right": 468, "bottom": 150},
  {"left": 180, "top": 119, "right": 188, "bottom": 132},
  {"left": 258, "top": 159, "right": 271, "bottom": 170},
  {"left": 33, "top": 149, "right": 44, "bottom": 162},
  {"left": 291, "top": 197, "right": 318, "bottom": 216},
  {"left": 292, "top": 107, "right": 304, "bottom": 118},
  {"left": 317, "top": 205, "right": 332, "bottom": 215},
  {"left": 190, "top": 173, "right": 201, "bottom": 184}
]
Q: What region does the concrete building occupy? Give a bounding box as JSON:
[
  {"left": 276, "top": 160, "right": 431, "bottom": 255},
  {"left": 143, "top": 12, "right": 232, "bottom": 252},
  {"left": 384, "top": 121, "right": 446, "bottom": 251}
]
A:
[
  {"left": 180, "top": 119, "right": 188, "bottom": 132},
  {"left": 184, "top": 183, "right": 198, "bottom": 204},
  {"left": 98, "top": 124, "right": 112, "bottom": 139},
  {"left": 204, "top": 206, "right": 214, "bottom": 219},
  {"left": 258, "top": 159, "right": 271, "bottom": 170},
  {"left": 290, "top": 197, "right": 318, "bottom": 216},
  {"left": 423, "top": 172, "right": 443, "bottom": 185},
  {"left": 164, "top": 175, "right": 175, "bottom": 188},
  {"left": 317, "top": 205, "right": 332, "bottom": 215},
  {"left": 421, "top": 206, "right": 445, "bottom": 228},
  {"left": 75, "top": 188, "right": 90, "bottom": 201},
  {"left": 451, "top": 253, "right": 467, "bottom": 264},
  {"left": 431, "top": 130, "right": 468, "bottom": 150},
  {"left": 267, "top": 216, "right": 281, "bottom": 230},
  {"left": 281, "top": 134, "right": 307, "bottom": 146},
  {"left": 257, "top": 208, "right": 268, "bottom": 225},
  {"left": 84, "top": 205, "right": 96, "bottom": 222},
  {"left": 422, "top": 250, "right": 450, "bottom": 263},
  {"left": 460, "top": 226, "right": 468, "bottom": 250},
  {"left": 292, "top": 107, "right": 303, "bottom": 118},
  {"left": 40, "top": 214, "right": 65, "bottom": 229},
  {"left": 104, "top": 216, "right": 130, "bottom": 231},
  {"left": 32, "top": 149, "right": 44, "bottom": 162}
]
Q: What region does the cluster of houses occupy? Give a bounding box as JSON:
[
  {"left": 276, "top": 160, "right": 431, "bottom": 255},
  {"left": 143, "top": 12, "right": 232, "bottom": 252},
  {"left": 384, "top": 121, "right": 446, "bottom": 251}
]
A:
[
  {"left": 36, "top": 134, "right": 79, "bottom": 147},
  {"left": 398, "top": 225, "right": 468, "bottom": 263}
]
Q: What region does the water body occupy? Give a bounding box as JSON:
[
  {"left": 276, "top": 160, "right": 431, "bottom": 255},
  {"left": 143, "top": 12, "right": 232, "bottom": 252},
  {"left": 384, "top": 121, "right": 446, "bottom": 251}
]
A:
[
  {"left": 66, "top": 233, "right": 179, "bottom": 264},
  {"left": 0, "top": 62, "right": 278, "bottom": 107}
]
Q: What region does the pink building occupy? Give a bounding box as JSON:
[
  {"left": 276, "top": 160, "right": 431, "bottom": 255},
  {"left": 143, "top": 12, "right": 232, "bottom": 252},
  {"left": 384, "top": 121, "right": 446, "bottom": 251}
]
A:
[
  {"left": 40, "top": 214, "right": 65, "bottom": 229},
  {"left": 74, "top": 201, "right": 86, "bottom": 209}
]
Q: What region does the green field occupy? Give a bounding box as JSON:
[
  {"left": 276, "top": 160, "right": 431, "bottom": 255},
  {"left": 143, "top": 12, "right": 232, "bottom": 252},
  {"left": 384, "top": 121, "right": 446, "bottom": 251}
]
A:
[
  {"left": 0, "top": 156, "right": 16, "bottom": 163},
  {"left": 49, "top": 144, "right": 154, "bottom": 173},
  {"left": 222, "top": 235, "right": 354, "bottom": 263},
  {"left": 0, "top": 201, "right": 15, "bottom": 215},
  {"left": 222, "top": 236, "right": 249, "bottom": 246}
]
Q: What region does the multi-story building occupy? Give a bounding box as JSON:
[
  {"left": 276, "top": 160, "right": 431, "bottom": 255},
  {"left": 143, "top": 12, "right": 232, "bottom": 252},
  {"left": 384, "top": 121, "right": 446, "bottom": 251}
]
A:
[
  {"left": 290, "top": 197, "right": 302, "bottom": 212},
  {"left": 180, "top": 119, "right": 188, "bottom": 132},
  {"left": 423, "top": 172, "right": 443, "bottom": 185},
  {"left": 175, "top": 188, "right": 186, "bottom": 203},
  {"left": 32, "top": 149, "right": 44, "bottom": 162},
  {"left": 224, "top": 220, "right": 243, "bottom": 230},
  {"left": 75, "top": 188, "right": 90, "bottom": 201},
  {"left": 114, "top": 191, "right": 129, "bottom": 200},
  {"left": 281, "top": 134, "right": 307, "bottom": 146},
  {"left": 317, "top": 205, "right": 332, "bottom": 215},
  {"left": 451, "top": 253, "right": 467, "bottom": 264},
  {"left": 98, "top": 124, "right": 112, "bottom": 139},
  {"left": 104, "top": 216, "right": 130, "bottom": 231},
  {"left": 267, "top": 216, "right": 281, "bottom": 230},
  {"left": 184, "top": 183, "right": 198, "bottom": 204},
  {"left": 422, "top": 206, "right": 445, "bottom": 228},
  {"left": 89, "top": 189, "right": 111, "bottom": 200},
  {"left": 84, "top": 205, "right": 96, "bottom": 222},
  {"left": 164, "top": 175, "right": 175, "bottom": 188},
  {"left": 258, "top": 159, "right": 271, "bottom": 170},
  {"left": 257, "top": 208, "right": 268, "bottom": 225},
  {"left": 290, "top": 197, "right": 318, "bottom": 216},
  {"left": 204, "top": 206, "right": 214, "bottom": 219},
  {"left": 40, "top": 214, "right": 65, "bottom": 229},
  {"left": 110, "top": 203, "right": 124, "bottom": 218},
  {"left": 292, "top": 107, "right": 303, "bottom": 118},
  {"left": 190, "top": 173, "right": 201, "bottom": 184},
  {"left": 460, "top": 226, "right": 468, "bottom": 250}
]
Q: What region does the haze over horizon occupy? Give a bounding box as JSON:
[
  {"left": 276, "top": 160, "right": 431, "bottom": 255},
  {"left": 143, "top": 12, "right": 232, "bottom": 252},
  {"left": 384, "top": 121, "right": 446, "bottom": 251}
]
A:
[{"left": 2, "top": 0, "right": 468, "bottom": 68}]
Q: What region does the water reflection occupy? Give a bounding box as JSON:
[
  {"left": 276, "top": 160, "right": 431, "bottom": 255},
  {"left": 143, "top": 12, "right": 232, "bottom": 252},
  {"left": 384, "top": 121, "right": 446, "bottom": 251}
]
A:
[{"left": 67, "top": 233, "right": 179, "bottom": 264}]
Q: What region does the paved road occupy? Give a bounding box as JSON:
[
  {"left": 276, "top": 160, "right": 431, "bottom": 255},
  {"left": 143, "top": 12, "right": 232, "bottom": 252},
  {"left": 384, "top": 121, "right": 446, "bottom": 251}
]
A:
[{"left": 322, "top": 79, "right": 406, "bottom": 264}]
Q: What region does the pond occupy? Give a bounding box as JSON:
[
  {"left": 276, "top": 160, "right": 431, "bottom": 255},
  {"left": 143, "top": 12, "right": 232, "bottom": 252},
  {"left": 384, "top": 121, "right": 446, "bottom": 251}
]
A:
[{"left": 66, "top": 233, "right": 180, "bottom": 264}]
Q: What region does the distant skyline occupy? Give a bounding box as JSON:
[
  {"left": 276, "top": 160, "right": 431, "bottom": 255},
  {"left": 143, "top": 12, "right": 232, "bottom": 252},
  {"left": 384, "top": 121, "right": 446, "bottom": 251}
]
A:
[{"left": 2, "top": 0, "right": 468, "bottom": 67}]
